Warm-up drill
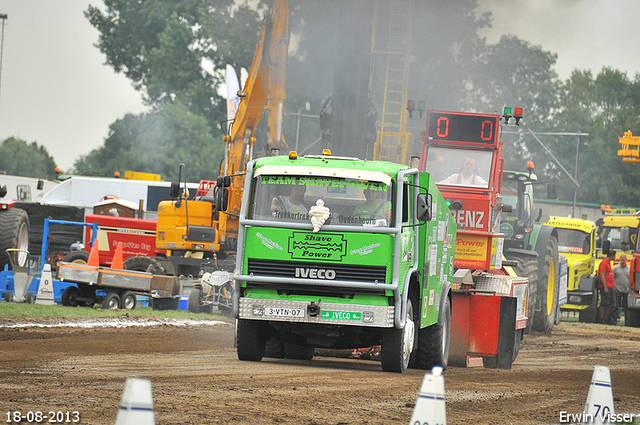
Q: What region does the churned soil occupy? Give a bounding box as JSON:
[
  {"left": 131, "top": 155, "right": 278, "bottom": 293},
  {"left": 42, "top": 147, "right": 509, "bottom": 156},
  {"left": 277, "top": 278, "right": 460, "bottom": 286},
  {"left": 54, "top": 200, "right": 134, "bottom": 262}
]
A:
[{"left": 1, "top": 316, "right": 639, "bottom": 425}]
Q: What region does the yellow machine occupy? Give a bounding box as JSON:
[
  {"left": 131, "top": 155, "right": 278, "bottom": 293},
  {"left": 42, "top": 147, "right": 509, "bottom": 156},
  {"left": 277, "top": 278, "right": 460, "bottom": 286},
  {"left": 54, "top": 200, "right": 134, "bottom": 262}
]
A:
[
  {"left": 595, "top": 207, "right": 639, "bottom": 265},
  {"left": 547, "top": 216, "right": 599, "bottom": 322},
  {"left": 153, "top": 0, "right": 290, "bottom": 275}
]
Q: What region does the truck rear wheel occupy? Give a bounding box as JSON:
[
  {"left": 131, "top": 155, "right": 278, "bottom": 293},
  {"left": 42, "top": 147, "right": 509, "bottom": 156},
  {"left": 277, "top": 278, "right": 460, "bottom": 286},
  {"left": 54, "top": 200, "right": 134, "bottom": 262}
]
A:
[
  {"left": 533, "top": 236, "right": 559, "bottom": 333},
  {"left": 381, "top": 299, "right": 415, "bottom": 373},
  {"left": 284, "top": 342, "right": 314, "bottom": 360},
  {"left": 417, "top": 295, "right": 451, "bottom": 370},
  {"left": 236, "top": 319, "right": 267, "bottom": 361},
  {"left": 507, "top": 252, "right": 538, "bottom": 334},
  {"left": 264, "top": 338, "right": 285, "bottom": 358},
  {"left": 0, "top": 208, "right": 29, "bottom": 269}
]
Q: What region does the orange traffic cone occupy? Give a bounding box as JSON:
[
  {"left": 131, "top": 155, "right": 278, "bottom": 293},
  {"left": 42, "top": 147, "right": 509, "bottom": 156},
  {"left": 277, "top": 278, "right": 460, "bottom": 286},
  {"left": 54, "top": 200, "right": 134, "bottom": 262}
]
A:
[
  {"left": 87, "top": 240, "right": 100, "bottom": 267},
  {"left": 111, "top": 242, "right": 124, "bottom": 270}
]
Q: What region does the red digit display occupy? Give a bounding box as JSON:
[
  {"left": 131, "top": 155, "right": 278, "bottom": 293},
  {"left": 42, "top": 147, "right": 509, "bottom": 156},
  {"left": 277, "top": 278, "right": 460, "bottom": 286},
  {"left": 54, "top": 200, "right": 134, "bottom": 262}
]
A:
[
  {"left": 426, "top": 111, "right": 499, "bottom": 145},
  {"left": 436, "top": 117, "right": 449, "bottom": 138}
]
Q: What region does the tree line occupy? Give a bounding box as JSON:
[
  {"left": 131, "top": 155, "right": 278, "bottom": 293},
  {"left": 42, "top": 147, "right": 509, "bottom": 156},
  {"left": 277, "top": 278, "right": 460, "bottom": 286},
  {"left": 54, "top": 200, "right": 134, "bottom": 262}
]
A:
[{"left": 2, "top": 0, "right": 638, "bottom": 207}]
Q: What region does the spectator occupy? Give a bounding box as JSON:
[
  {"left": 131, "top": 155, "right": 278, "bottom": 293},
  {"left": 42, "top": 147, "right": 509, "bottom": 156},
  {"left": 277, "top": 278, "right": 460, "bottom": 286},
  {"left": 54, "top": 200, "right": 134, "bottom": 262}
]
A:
[
  {"left": 598, "top": 250, "right": 617, "bottom": 324},
  {"left": 613, "top": 254, "right": 630, "bottom": 325}
]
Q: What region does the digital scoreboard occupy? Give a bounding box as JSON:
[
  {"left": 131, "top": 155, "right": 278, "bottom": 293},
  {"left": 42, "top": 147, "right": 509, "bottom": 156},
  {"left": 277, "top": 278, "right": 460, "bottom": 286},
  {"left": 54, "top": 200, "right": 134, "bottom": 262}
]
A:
[{"left": 426, "top": 111, "right": 500, "bottom": 145}]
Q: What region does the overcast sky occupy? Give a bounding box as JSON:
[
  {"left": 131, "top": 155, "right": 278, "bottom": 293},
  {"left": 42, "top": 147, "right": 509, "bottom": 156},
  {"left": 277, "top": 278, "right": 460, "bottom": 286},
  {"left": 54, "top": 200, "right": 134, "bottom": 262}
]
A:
[{"left": 0, "top": 0, "right": 639, "bottom": 171}]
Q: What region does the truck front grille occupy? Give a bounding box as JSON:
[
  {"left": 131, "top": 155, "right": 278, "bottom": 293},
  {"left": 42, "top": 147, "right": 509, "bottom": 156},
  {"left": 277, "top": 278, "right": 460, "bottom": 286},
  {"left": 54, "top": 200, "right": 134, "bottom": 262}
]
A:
[{"left": 247, "top": 258, "right": 387, "bottom": 284}]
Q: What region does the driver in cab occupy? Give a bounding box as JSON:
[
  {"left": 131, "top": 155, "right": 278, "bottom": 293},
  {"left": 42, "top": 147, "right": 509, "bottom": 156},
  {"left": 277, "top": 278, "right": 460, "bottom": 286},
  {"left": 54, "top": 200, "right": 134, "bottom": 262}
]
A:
[
  {"left": 438, "top": 157, "right": 487, "bottom": 186},
  {"left": 354, "top": 188, "right": 392, "bottom": 221}
]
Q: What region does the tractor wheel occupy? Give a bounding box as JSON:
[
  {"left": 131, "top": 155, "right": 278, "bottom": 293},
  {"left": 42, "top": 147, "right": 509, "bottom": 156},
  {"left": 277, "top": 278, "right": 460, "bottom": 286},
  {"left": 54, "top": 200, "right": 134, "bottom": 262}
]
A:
[
  {"left": 533, "top": 236, "right": 559, "bottom": 333},
  {"left": 381, "top": 299, "right": 415, "bottom": 373},
  {"left": 284, "top": 342, "right": 314, "bottom": 360},
  {"left": 417, "top": 295, "right": 451, "bottom": 370},
  {"left": 123, "top": 256, "right": 166, "bottom": 274},
  {"left": 236, "top": 319, "right": 267, "bottom": 361},
  {"left": 0, "top": 208, "right": 30, "bottom": 269},
  {"left": 63, "top": 251, "right": 90, "bottom": 264},
  {"left": 507, "top": 252, "right": 539, "bottom": 334}
]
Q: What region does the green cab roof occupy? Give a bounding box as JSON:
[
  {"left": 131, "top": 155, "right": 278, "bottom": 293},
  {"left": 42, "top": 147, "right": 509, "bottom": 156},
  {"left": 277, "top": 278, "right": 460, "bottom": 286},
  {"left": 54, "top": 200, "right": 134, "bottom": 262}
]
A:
[{"left": 253, "top": 153, "right": 411, "bottom": 178}]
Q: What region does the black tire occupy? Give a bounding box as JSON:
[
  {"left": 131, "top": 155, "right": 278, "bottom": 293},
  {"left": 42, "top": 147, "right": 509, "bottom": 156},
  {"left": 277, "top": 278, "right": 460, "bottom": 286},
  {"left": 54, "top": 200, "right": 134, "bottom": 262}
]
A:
[
  {"left": 627, "top": 309, "right": 640, "bottom": 327},
  {"left": 512, "top": 329, "right": 524, "bottom": 364},
  {"left": 25, "top": 292, "right": 35, "bottom": 304},
  {"left": 123, "top": 256, "right": 166, "bottom": 274},
  {"left": 61, "top": 286, "right": 80, "bottom": 307},
  {"left": 102, "top": 292, "right": 121, "bottom": 310},
  {"left": 533, "top": 236, "right": 559, "bottom": 333},
  {"left": 507, "top": 252, "right": 539, "bottom": 334},
  {"left": 188, "top": 288, "right": 203, "bottom": 313},
  {"left": 381, "top": 298, "right": 415, "bottom": 373},
  {"left": 0, "top": 208, "right": 29, "bottom": 269},
  {"left": 121, "top": 291, "right": 137, "bottom": 310},
  {"left": 4, "top": 290, "right": 14, "bottom": 303},
  {"left": 236, "top": 319, "right": 267, "bottom": 361},
  {"left": 417, "top": 295, "right": 451, "bottom": 370},
  {"left": 63, "top": 251, "right": 90, "bottom": 264},
  {"left": 264, "top": 338, "right": 285, "bottom": 359},
  {"left": 284, "top": 342, "right": 314, "bottom": 360}
]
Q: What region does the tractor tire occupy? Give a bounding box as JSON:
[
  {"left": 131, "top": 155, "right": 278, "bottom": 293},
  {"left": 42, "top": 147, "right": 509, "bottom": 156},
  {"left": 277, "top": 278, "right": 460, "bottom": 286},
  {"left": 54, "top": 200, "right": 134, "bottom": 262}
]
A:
[
  {"left": 533, "top": 236, "right": 559, "bottom": 333},
  {"left": 63, "top": 251, "right": 90, "bottom": 264},
  {"left": 0, "top": 208, "right": 30, "bottom": 269},
  {"left": 507, "top": 252, "right": 539, "bottom": 334},
  {"left": 381, "top": 299, "right": 415, "bottom": 373},
  {"left": 417, "top": 295, "right": 451, "bottom": 370},
  {"left": 123, "top": 256, "right": 166, "bottom": 274},
  {"left": 236, "top": 319, "right": 267, "bottom": 361},
  {"left": 283, "top": 342, "right": 315, "bottom": 360}
]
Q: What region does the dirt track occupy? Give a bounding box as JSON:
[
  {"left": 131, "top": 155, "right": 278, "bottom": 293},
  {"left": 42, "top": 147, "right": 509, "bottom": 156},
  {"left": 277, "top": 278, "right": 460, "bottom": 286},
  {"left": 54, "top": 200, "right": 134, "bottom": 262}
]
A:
[{"left": 1, "top": 317, "right": 639, "bottom": 425}]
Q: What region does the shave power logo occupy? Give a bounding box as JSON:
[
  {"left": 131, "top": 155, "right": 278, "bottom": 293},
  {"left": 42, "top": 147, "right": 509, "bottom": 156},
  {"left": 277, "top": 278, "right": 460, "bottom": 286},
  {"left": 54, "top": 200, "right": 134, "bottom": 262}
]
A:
[{"left": 289, "top": 232, "right": 347, "bottom": 261}]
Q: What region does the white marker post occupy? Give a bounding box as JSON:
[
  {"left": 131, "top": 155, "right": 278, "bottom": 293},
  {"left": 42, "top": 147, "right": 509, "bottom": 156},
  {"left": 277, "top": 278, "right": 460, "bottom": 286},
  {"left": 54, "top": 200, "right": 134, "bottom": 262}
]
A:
[
  {"left": 115, "top": 377, "right": 155, "bottom": 425},
  {"left": 409, "top": 366, "right": 447, "bottom": 425},
  {"left": 35, "top": 264, "right": 55, "bottom": 305},
  {"left": 582, "top": 365, "right": 615, "bottom": 425}
]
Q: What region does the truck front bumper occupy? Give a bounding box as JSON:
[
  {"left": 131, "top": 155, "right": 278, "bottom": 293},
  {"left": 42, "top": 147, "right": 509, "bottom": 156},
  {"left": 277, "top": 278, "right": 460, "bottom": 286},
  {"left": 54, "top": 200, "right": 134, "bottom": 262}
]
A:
[
  {"left": 238, "top": 298, "right": 395, "bottom": 328},
  {"left": 562, "top": 289, "right": 594, "bottom": 308}
]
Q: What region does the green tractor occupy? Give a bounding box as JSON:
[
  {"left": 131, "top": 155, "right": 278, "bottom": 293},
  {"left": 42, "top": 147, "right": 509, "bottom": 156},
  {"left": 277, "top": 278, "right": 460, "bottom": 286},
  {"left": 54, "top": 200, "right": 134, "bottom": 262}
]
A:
[{"left": 500, "top": 166, "right": 559, "bottom": 333}]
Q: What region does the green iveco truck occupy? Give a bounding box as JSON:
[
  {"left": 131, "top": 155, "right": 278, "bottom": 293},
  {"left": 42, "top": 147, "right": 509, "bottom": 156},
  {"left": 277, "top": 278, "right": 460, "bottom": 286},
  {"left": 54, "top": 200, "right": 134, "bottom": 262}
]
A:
[{"left": 233, "top": 150, "right": 456, "bottom": 373}]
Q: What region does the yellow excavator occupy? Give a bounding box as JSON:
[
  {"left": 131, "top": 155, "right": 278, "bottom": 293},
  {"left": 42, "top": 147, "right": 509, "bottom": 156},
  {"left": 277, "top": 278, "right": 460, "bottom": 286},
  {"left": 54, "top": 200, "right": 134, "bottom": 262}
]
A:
[{"left": 127, "top": 0, "right": 290, "bottom": 278}]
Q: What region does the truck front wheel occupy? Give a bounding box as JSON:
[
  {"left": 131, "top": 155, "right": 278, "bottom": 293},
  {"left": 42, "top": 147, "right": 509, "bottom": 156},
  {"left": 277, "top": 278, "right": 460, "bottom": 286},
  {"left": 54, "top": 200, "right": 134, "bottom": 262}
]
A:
[
  {"left": 417, "top": 295, "right": 451, "bottom": 370},
  {"left": 381, "top": 299, "right": 415, "bottom": 373},
  {"left": 236, "top": 319, "right": 267, "bottom": 361}
]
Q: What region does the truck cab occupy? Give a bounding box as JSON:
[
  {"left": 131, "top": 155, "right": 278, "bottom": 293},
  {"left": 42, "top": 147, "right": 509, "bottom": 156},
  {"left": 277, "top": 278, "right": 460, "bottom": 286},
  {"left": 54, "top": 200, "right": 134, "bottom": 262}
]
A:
[
  {"left": 233, "top": 151, "right": 456, "bottom": 373},
  {"left": 547, "top": 216, "right": 598, "bottom": 322}
]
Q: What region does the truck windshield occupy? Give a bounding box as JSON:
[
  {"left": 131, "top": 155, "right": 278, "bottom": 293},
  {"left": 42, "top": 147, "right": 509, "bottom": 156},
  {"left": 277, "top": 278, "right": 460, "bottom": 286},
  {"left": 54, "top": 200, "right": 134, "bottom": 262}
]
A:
[
  {"left": 247, "top": 174, "right": 395, "bottom": 227},
  {"left": 556, "top": 228, "right": 590, "bottom": 254},
  {"left": 424, "top": 146, "right": 493, "bottom": 189}
]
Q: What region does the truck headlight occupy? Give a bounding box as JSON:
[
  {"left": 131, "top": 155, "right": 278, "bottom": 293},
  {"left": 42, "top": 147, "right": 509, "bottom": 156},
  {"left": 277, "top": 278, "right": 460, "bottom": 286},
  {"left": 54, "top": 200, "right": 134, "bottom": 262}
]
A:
[{"left": 569, "top": 295, "right": 582, "bottom": 303}]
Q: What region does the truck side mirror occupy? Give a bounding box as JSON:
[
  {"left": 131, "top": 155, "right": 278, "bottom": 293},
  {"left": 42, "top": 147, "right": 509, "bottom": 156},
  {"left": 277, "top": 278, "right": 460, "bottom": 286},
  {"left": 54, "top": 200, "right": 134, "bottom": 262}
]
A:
[
  {"left": 603, "top": 240, "right": 611, "bottom": 255},
  {"left": 0, "top": 185, "right": 6, "bottom": 198},
  {"left": 217, "top": 176, "right": 231, "bottom": 188},
  {"left": 217, "top": 188, "right": 229, "bottom": 211},
  {"left": 169, "top": 181, "right": 181, "bottom": 198},
  {"left": 547, "top": 182, "right": 558, "bottom": 199},
  {"left": 620, "top": 227, "right": 631, "bottom": 250},
  {"left": 417, "top": 193, "right": 432, "bottom": 222},
  {"left": 37, "top": 180, "right": 44, "bottom": 190}
]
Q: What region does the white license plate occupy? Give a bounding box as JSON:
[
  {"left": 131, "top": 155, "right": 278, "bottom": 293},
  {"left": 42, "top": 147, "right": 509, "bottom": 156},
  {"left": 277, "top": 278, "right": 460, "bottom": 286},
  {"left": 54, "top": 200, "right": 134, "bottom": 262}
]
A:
[{"left": 264, "top": 307, "right": 305, "bottom": 318}]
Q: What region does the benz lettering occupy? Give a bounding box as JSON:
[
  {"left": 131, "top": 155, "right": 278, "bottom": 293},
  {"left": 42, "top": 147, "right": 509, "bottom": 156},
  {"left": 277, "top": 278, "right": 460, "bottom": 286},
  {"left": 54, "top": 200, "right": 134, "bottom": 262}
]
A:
[{"left": 295, "top": 268, "right": 336, "bottom": 280}]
